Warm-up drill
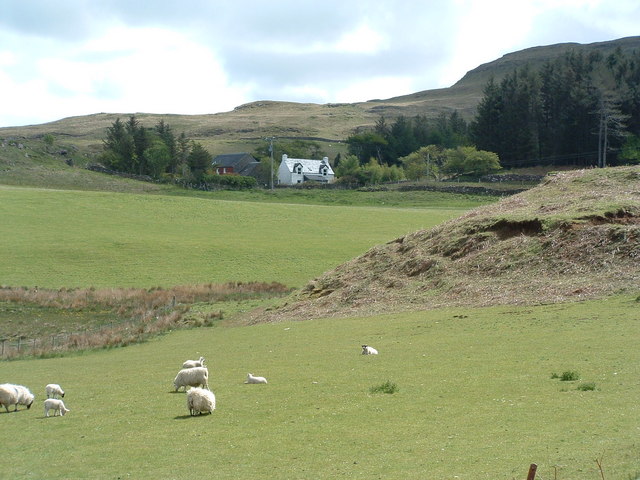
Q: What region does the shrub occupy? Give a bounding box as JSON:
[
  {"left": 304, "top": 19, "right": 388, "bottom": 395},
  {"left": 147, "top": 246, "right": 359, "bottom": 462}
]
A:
[
  {"left": 369, "top": 380, "right": 398, "bottom": 394},
  {"left": 577, "top": 382, "right": 596, "bottom": 391},
  {"left": 560, "top": 371, "right": 580, "bottom": 381},
  {"left": 551, "top": 371, "right": 581, "bottom": 381}
]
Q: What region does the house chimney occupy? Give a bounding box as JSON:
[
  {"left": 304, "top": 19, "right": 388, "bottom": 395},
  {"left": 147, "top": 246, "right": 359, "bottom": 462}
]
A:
[
  {"left": 282, "top": 154, "right": 288, "bottom": 161},
  {"left": 322, "top": 156, "right": 328, "bottom": 164}
]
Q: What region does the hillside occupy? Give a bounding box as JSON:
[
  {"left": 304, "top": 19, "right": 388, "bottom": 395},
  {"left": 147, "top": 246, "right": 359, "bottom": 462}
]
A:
[
  {"left": 249, "top": 166, "right": 640, "bottom": 322},
  {"left": 1, "top": 36, "right": 638, "bottom": 162}
]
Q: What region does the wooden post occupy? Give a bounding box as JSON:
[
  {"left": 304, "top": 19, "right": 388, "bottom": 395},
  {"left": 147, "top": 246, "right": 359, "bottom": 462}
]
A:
[
  {"left": 527, "top": 464, "right": 537, "bottom": 480},
  {"left": 1, "top": 339, "right": 5, "bottom": 357}
]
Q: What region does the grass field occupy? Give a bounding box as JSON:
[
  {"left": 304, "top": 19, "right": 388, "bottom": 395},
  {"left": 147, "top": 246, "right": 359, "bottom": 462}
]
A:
[
  {"left": 0, "top": 185, "right": 486, "bottom": 289},
  {"left": 1, "top": 181, "right": 638, "bottom": 479},
  {"left": 0, "top": 295, "right": 638, "bottom": 479}
]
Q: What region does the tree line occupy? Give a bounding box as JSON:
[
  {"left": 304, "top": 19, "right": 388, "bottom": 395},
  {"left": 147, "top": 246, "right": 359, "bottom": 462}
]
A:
[
  {"left": 471, "top": 48, "right": 640, "bottom": 168},
  {"left": 345, "top": 111, "right": 470, "bottom": 167},
  {"left": 98, "top": 116, "right": 212, "bottom": 181}
]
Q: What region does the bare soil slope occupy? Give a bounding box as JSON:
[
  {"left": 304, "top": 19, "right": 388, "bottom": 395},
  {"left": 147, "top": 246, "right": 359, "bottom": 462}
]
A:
[{"left": 251, "top": 167, "right": 640, "bottom": 323}]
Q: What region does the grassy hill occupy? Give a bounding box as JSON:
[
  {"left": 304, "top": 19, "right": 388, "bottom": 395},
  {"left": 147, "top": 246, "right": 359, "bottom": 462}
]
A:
[
  {"left": 1, "top": 37, "right": 638, "bottom": 165},
  {"left": 257, "top": 166, "right": 640, "bottom": 322}
]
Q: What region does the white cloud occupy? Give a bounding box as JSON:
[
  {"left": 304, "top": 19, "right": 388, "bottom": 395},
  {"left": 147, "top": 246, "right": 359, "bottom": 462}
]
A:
[
  {"left": 2, "top": 26, "right": 251, "bottom": 124},
  {"left": 334, "top": 23, "right": 389, "bottom": 54}
]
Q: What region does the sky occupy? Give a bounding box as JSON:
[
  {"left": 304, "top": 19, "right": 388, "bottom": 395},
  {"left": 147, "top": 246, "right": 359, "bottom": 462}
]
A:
[{"left": 1, "top": 0, "right": 639, "bottom": 128}]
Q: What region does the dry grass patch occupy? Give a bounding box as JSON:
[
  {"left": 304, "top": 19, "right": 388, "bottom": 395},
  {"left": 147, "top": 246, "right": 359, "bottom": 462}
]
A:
[
  {"left": 0, "top": 282, "right": 290, "bottom": 358},
  {"left": 246, "top": 167, "right": 640, "bottom": 323}
]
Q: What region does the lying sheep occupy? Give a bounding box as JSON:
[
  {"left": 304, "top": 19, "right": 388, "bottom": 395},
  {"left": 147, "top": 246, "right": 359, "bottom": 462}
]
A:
[
  {"left": 0, "top": 383, "right": 35, "bottom": 412},
  {"left": 45, "top": 384, "right": 65, "bottom": 399},
  {"left": 44, "top": 398, "right": 70, "bottom": 417},
  {"left": 361, "top": 344, "right": 378, "bottom": 355},
  {"left": 186, "top": 387, "right": 216, "bottom": 416},
  {"left": 182, "top": 356, "right": 205, "bottom": 369},
  {"left": 173, "top": 366, "right": 209, "bottom": 392},
  {"left": 244, "top": 373, "right": 268, "bottom": 384}
]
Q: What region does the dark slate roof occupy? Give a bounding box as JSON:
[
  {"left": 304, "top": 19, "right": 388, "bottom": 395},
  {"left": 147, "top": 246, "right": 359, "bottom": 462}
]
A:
[{"left": 212, "top": 153, "right": 260, "bottom": 176}]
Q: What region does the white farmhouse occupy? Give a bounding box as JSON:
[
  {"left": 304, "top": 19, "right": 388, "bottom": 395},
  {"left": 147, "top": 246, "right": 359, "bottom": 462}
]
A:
[{"left": 277, "top": 154, "right": 335, "bottom": 185}]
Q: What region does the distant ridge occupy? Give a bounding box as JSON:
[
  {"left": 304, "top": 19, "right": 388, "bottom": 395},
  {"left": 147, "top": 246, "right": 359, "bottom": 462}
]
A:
[{"left": 1, "top": 36, "right": 638, "bottom": 157}]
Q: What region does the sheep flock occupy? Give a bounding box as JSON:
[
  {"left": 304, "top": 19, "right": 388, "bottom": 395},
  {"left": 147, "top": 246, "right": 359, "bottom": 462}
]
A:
[{"left": 3, "top": 345, "right": 376, "bottom": 420}]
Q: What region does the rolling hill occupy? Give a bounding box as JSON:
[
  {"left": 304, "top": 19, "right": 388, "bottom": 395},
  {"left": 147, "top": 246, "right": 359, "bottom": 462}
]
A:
[
  {"left": 1, "top": 36, "right": 638, "bottom": 161},
  {"left": 250, "top": 166, "right": 640, "bottom": 322}
]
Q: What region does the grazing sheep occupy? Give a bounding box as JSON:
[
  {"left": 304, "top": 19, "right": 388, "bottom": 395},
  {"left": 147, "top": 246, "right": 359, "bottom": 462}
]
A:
[
  {"left": 186, "top": 387, "right": 216, "bottom": 416},
  {"left": 45, "top": 384, "right": 65, "bottom": 399},
  {"left": 244, "top": 373, "right": 268, "bottom": 384},
  {"left": 182, "top": 356, "right": 205, "bottom": 369},
  {"left": 173, "top": 367, "right": 209, "bottom": 392},
  {"left": 0, "top": 383, "right": 35, "bottom": 412},
  {"left": 361, "top": 344, "right": 378, "bottom": 355},
  {"left": 44, "top": 398, "right": 70, "bottom": 417}
]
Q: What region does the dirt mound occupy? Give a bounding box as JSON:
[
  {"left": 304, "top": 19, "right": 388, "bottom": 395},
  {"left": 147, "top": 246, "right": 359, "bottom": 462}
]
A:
[{"left": 247, "top": 167, "right": 640, "bottom": 323}]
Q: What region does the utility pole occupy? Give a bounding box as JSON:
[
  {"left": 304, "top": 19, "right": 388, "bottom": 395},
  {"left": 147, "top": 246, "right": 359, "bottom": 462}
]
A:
[{"left": 266, "top": 136, "right": 276, "bottom": 190}]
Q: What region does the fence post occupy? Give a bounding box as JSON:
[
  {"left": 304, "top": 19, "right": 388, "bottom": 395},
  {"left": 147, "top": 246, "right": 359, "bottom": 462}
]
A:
[
  {"left": 527, "top": 464, "right": 537, "bottom": 480},
  {"left": 17, "top": 337, "right": 21, "bottom": 353},
  {"left": 1, "top": 339, "right": 5, "bottom": 357}
]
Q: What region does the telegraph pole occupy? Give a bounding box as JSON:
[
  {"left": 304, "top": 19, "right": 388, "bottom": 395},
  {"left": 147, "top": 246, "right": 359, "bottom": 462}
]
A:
[{"left": 266, "top": 136, "right": 276, "bottom": 190}]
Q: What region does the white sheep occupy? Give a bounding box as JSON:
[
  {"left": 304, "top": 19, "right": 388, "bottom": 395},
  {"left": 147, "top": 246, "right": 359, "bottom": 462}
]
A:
[
  {"left": 244, "top": 373, "right": 268, "bottom": 384},
  {"left": 182, "top": 356, "right": 205, "bottom": 369},
  {"left": 44, "top": 398, "right": 70, "bottom": 417},
  {"left": 0, "top": 383, "right": 35, "bottom": 412},
  {"left": 173, "top": 366, "right": 209, "bottom": 392},
  {"left": 361, "top": 344, "right": 378, "bottom": 355},
  {"left": 45, "top": 384, "right": 65, "bottom": 399},
  {"left": 186, "top": 387, "right": 216, "bottom": 416}
]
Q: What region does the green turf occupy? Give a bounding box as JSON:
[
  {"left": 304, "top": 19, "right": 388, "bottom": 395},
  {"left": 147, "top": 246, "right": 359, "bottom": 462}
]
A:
[
  {"left": 0, "top": 295, "right": 638, "bottom": 479},
  {"left": 0, "top": 186, "right": 476, "bottom": 289}
]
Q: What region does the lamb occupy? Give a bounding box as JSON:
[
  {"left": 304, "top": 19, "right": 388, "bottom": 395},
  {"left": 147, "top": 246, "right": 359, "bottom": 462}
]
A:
[
  {"left": 173, "top": 366, "right": 209, "bottom": 392},
  {"left": 44, "top": 398, "right": 70, "bottom": 417},
  {"left": 186, "top": 387, "right": 216, "bottom": 416},
  {"left": 361, "top": 344, "right": 378, "bottom": 355},
  {"left": 0, "top": 383, "right": 35, "bottom": 412},
  {"left": 45, "top": 384, "right": 65, "bottom": 399},
  {"left": 244, "top": 373, "right": 268, "bottom": 384},
  {"left": 182, "top": 356, "right": 205, "bottom": 369}
]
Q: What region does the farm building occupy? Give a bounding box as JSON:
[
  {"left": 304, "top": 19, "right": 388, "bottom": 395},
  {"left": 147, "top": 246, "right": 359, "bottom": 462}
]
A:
[
  {"left": 212, "top": 153, "right": 260, "bottom": 177},
  {"left": 277, "top": 154, "right": 335, "bottom": 185}
]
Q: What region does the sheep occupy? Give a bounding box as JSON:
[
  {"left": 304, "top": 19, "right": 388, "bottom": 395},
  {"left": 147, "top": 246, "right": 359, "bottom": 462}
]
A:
[
  {"left": 44, "top": 398, "right": 70, "bottom": 417},
  {"left": 182, "top": 356, "right": 205, "bottom": 369},
  {"left": 244, "top": 373, "right": 268, "bottom": 384},
  {"left": 45, "top": 384, "right": 65, "bottom": 399},
  {"left": 186, "top": 387, "right": 216, "bottom": 416},
  {"left": 173, "top": 366, "right": 209, "bottom": 392},
  {"left": 0, "top": 383, "right": 35, "bottom": 412},
  {"left": 361, "top": 344, "right": 378, "bottom": 355}
]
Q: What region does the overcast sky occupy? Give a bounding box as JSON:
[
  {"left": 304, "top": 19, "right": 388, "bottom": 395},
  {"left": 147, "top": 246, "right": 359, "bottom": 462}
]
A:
[{"left": 1, "top": 0, "right": 638, "bottom": 128}]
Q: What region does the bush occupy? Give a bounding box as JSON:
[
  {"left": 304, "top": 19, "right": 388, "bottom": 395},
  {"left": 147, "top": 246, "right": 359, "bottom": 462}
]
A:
[
  {"left": 369, "top": 380, "right": 398, "bottom": 394},
  {"left": 577, "top": 382, "right": 596, "bottom": 391},
  {"left": 202, "top": 174, "right": 257, "bottom": 189},
  {"left": 553, "top": 370, "right": 580, "bottom": 381}
]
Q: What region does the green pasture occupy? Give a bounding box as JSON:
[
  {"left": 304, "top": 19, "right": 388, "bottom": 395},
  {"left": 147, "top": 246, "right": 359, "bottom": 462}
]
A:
[
  {"left": 1, "top": 295, "right": 638, "bottom": 479},
  {"left": 0, "top": 186, "right": 478, "bottom": 289}
]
